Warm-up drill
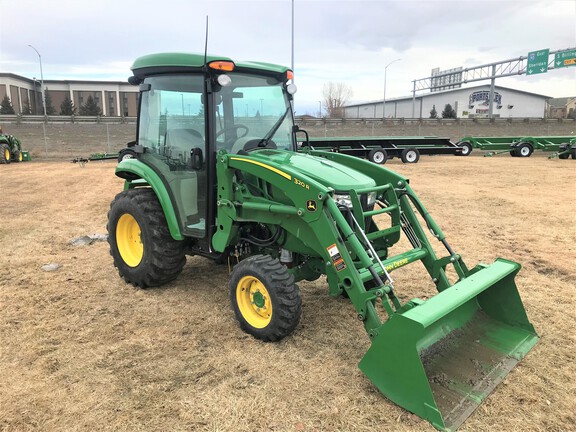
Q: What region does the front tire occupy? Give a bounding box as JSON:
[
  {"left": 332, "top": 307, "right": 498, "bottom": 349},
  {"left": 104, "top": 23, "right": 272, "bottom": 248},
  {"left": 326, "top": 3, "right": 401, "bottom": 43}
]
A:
[
  {"left": 12, "top": 149, "right": 22, "bottom": 162},
  {"left": 107, "top": 188, "right": 185, "bottom": 288},
  {"left": 229, "top": 255, "right": 301, "bottom": 341}
]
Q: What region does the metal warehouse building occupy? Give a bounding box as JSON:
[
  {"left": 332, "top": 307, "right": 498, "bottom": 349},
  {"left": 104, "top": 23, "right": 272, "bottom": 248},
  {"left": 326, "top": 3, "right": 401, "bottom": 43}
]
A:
[{"left": 344, "top": 84, "right": 550, "bottom": 119}]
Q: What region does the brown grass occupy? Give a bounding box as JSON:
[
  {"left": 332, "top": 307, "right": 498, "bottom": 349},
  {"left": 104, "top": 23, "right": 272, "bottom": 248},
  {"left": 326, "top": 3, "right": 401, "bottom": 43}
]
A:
[{"left": 0, "top": 153, "right": 575, "bottom": 432}]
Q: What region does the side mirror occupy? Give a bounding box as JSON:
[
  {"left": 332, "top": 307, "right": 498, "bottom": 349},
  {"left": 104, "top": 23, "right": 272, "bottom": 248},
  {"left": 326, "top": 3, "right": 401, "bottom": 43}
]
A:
[{"left": 190, "top": 147, "right": 203, "bottom": 170}]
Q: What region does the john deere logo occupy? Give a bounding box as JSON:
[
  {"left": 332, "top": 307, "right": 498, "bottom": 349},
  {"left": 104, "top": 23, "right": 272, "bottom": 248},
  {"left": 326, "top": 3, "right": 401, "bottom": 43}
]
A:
[{"left": 306, "top": 200, "right": 317, "bottom": 212}]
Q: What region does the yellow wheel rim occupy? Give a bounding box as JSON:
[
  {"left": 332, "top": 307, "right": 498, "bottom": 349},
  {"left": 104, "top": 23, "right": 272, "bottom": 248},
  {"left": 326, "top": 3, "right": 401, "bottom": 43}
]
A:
[
  {"left": 18, "top": 152, "right": 22, "bottom": 162},
  {"left": 4, "top": 148, "right": 9, "bottom": 161},
  {"left": 236, "top": 276, "right": 272, "bottom": 328},
  {"left": 116, "top": 213, "right": 143, "bottom": 267}
]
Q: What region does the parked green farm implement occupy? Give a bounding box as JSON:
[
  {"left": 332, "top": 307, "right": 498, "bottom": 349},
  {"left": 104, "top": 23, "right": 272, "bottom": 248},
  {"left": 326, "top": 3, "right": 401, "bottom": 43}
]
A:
[
  {"left": 107, "top": 52, "right": 539, "bottom": 431},
  {"left": 0, "top": 133, "right": 31, "bottom": 163},
  {"left": 302, "top": 136, "right": 465, "bottom": 163},
  {"left": 458, "top": 135, "right": 575, "bottom": 158},
  {"left": 72, "top": 152, "right": 120, "bottom": 166},
  {"left": 549, "top": 138, "right": 576, "bottom": 159}
]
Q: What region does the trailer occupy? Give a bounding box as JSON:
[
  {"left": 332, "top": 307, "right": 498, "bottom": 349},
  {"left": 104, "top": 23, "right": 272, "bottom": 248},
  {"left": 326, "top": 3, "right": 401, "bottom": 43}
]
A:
[
  {"left": 457, "top": 136, "right": 575, "bottom": 158},
  {"left": 299, "top": 136, "right": 465, "bottom": 164}
]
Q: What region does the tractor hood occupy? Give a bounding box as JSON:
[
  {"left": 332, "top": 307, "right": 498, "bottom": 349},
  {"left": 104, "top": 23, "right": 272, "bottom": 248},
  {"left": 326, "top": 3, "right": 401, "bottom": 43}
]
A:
[{"left": 247, "top": 149, "right": 376, "bottom": 191}]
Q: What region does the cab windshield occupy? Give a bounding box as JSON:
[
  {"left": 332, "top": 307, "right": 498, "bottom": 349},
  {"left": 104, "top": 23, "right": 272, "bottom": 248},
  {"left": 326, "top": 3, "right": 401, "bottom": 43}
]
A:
[{"left": 214, "top": 72, "right": 295, "bottom": 154}]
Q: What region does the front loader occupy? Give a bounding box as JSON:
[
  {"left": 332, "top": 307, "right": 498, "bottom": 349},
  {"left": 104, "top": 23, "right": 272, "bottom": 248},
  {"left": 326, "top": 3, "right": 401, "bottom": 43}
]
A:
[{"left": 107, "top": 52, "right": 538, "bottom": 431}]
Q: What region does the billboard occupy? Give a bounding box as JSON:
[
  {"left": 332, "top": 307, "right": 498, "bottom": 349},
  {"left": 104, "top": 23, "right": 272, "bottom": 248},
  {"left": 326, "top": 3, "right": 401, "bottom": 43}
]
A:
[{"left": 431, "top": 67, "right": 463, "bottom": 92}]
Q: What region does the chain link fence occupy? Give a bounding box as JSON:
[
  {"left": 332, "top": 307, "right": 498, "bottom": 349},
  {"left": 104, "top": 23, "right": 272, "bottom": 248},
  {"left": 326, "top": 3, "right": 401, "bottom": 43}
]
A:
[{"left": 0, "top": 115, "right": 574, "bottom": 160}]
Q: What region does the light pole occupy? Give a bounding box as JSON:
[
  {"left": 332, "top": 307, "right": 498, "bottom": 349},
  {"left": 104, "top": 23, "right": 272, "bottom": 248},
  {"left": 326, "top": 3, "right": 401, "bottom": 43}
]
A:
[
  {"left": 382, "top": 58, "right": 401, "bottom": 121},
  {"left": 28, "top": 45, "right": 46, "bottom": 117}
]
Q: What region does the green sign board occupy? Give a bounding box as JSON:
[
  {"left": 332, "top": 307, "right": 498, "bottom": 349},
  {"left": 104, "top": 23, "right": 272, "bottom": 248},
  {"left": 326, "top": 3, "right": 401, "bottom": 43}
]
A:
[
  {"left": 554, "top": 49, "right": 576, "bottom": 68},
  {"left": 527, "top": 49, "right": 549, "bottom": 75}
]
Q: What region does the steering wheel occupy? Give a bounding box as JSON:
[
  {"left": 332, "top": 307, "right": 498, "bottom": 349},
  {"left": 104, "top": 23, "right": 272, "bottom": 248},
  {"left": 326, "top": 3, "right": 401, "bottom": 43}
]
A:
[{"left": 215, "top": 124, "right": 249, "bottom": 140}]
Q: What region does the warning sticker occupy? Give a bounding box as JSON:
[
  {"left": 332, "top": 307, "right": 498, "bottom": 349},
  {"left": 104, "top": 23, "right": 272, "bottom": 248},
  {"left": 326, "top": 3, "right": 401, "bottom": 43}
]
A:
[
  {"left": 327, "top": 243, "right": 346, "bottom": 272},
  {"left": 335, "top": 260, "right": 347, "bottom": 271}
]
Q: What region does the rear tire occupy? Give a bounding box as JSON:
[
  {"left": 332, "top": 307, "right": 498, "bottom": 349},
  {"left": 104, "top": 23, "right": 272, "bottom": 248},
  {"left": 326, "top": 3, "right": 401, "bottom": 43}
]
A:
[
  {"left": 400, "top": 148, "right": 420, "bottom": 164},
  {"left": 457, "top": 141, "right": 472, "bottom": 156},
  {"left": 229, "top": 255, "right": 301, "bottom": 341},
  {"left": 367, "top": 148, "right": 387, "bottom": 164},
  {"left": 107, "top": 188, "right": 186, "bottom": 288},
  {"left": 0, "top": 144, "right": 10, "bottom": 164}
]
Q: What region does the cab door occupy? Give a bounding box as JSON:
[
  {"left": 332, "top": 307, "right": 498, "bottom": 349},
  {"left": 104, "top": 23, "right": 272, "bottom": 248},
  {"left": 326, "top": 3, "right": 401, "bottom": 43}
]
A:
[{"left": 137, "top": 74, "right": 207, "bottom": 238}]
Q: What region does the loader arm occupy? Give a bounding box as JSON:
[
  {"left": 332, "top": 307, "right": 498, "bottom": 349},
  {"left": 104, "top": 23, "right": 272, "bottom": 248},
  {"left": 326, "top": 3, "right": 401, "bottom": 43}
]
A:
[
  {"left": 215, "top": 149, "right": 464, "bottom": 336},
  {"left": 215, "top": 149, "right": 396, "bottom": 333}
]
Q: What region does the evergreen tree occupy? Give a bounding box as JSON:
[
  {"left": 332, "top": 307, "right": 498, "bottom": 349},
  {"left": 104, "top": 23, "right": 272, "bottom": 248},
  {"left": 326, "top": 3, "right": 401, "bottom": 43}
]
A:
[
  {"left": 441, "top": 103, "right": 457, "bottom": 119},
  {"left": 44, "top": 92, "right": 57, "bottom": 115},
  {"left": 21, "top": 100, "right": 32, "bottom": 115},
  {"left": 79, "top": 95, "right": 102, "bottom": 116},
  {"left": 0, "top": 95, "right": 15, "bottom": 114},
  {"left": 429, "top": 104, "right": 438, "bottom": 119},
  {"left": 60, "top": 95, "right": 77, "bottom": 115}
]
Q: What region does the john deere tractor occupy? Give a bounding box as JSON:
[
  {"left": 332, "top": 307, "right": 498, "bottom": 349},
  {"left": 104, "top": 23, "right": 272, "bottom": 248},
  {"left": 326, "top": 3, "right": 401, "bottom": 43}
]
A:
[
  {"left": 0, "top": 132, "right": 28, "bottom": 163},
  {"left": 108, "top": 52, "right": 538, "bottom": 431}
]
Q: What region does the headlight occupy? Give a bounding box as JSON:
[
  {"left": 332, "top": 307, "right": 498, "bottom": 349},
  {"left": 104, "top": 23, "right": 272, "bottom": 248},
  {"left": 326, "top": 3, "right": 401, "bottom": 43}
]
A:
[
  {"left": 367, "top": 192, "right": 377, "bottom": 207},
  {"left": 333, "top": 193, "right": 352, "bottom": 208}
]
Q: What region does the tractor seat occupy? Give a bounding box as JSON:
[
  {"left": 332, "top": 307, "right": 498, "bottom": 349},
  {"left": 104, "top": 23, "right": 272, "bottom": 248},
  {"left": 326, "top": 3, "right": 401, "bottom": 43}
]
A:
[{"left": 165, "top": 128, "right": 204, "bottom": 162}]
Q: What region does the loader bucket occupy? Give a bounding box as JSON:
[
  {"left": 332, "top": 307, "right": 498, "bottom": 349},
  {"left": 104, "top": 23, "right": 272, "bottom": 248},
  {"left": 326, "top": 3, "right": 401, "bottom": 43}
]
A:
[{"left": 359, "top": 258, "right": 538, "bottom": 431}]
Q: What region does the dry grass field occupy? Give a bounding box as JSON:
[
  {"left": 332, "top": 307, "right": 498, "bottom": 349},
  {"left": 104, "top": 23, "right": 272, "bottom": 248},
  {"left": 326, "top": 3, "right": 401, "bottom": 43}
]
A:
[{"left": 0, "top": 153, "right": 574, "bottom": 432}]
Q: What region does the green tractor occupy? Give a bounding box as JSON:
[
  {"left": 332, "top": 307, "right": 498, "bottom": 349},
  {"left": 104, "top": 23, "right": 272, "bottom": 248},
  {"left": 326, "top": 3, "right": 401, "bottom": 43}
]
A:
[
  {"left": 108, "top": 52, "right": 538, "bottom": 431},
  {"left": 0, "top": 132, "right": 29, "bottom": 163}
]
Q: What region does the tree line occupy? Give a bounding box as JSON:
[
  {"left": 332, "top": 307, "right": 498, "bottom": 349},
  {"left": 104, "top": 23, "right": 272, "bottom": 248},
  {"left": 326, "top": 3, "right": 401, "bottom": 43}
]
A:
[
  {"left": 0, "top": 94, "right": 102, "bottom": 116},
  {"left": 429, "top": 104, "right": 457, "bottom": 119}
]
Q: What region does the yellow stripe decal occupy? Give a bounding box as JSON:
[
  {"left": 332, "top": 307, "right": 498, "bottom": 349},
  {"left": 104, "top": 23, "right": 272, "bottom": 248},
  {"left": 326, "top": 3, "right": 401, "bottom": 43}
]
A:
[{"left": 230, "top": 157, "right": 292, "bottom": 180}]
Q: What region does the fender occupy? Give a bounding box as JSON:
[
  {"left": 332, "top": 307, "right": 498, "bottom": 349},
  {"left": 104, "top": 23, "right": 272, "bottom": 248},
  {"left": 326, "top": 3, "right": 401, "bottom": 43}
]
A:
[{"left": 115, "top": 159, "right": 184, "bottom": 240}]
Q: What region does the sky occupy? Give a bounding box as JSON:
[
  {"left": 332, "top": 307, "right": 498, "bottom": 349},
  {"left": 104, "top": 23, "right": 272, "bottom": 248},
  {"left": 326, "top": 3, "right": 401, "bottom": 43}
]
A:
[{"left": 1, "top": 0, "right": 575, "bottom": 115}]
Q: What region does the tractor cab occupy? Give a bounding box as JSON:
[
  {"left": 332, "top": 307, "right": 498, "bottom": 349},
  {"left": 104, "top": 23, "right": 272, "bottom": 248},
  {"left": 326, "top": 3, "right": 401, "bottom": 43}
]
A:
[{"left": 119, "top": 53, "right": 297, "bottom": 253}]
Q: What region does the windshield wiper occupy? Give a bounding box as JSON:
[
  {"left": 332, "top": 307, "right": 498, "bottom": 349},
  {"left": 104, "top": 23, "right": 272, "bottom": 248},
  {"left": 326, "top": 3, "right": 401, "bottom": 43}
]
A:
[{"left": 257, "top": 105, "right": 291, "bottom": 148}]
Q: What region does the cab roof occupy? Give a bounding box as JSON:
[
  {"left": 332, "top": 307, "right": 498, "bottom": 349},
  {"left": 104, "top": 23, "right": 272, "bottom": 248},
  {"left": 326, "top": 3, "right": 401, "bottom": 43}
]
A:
[{"left": 131, "top": 52, "right": 290, "bottom": 78}]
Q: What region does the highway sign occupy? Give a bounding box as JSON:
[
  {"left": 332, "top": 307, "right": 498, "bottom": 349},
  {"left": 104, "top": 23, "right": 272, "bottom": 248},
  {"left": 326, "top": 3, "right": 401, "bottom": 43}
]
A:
[
  {"left": 527, "top": 49, "right": 549, "bottom": 75},
  {"left": 555, "top": 49, "right": 576, "bottom": 68}
]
